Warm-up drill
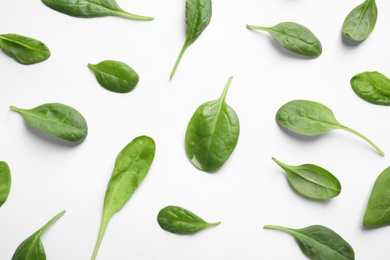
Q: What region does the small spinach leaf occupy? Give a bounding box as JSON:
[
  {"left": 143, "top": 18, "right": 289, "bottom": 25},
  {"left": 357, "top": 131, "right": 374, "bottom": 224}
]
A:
[
  {"left": 264, "top": 225, "right": 355, "bottom": 260},
  {"left": 185, "top": 77, "right": 239, "bottom": 173},
  {"left": 10, "top": 103, "right": 88, "bottom": 143},
  {"left": 351, "top": 71, "right": 390, "bottom": 105},
  {"left": 272, "top": 157, "right": 341, "bottom": 200},
  {"left": 170, "top": 0, "right": 212, "bottom": 79},
  {"left": 363, "top": 166, "right": 390, "bottom": 228},
  {"left": 41, "top": 0, "right": 153, "bottom": 20},
  {"left": 92, "top": 136, "right": 155, "bottom": 260},
  {"left": 276, "top": 100, "right": 384, "bottom": 156},
  {"left": 0, "top": 161, "right": 11, "bottom": 207},
  {"left": 342, "top": 0, "right": 377, "bottom": 41},
  {"left": 246, "top": 22, "right": 322, "bottom": 58},
  {"left": 12, "top": 210, "right": 65, "bottom": 260},
  {"left": 157, "top": 205, "right": 220, "bottom": 234},
  {"left": 88, "top": 60, "right": 139, "bottom": 93},
  {"left": 0, "top": 34, "right": 50, "bottom": 64}
]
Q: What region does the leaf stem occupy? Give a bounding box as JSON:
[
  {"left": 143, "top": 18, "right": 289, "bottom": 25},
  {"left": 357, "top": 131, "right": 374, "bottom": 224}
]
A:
[
  {"left": 341, "top": 126, "right": 384, "bottom": 156},
  {"left": 9, "top": 106, "right": 20, "bottom": 112},
  {"left": 246, "top": 24, "right": 269, "bottom": 32},
  {"left": 264, "top": 225, "right": 293, "bottom": 233},
  {"left": 39, "top": 210, "right": 66, "bottom": 234},
  {"left": 170, "top": 41, "right": 190, "bottom": 80},
  {"left": 220, "top": 76, "right": 233, "bottom": 102},
  {"left": 91, "top": 214, "right": 111, "bottom": 260},
  {"left": 116, "top": 11, "right": 154, "bottom": 21}
]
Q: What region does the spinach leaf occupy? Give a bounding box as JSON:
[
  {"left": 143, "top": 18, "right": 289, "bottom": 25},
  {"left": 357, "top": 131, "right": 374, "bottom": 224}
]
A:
[
  {"left": 10, "top": 103, "right": 88, "bottom": 143},
  {"left": 0, "top": 34, "right": 50, "bottom": 64},
  {"left": 12, "top": 210, "right": 65, "bottom": 260},
  {"left": 272, "top": 157, "right": 341, "bottom": 200},
  {"left": 264, "top": 225, "right": 355, "bottom": 260},
  {"left": 41, "top": 0, "right": 153, "bottom": 20},
  {"left": 0, "top": 161, "right": 11, "bottom": 207},
  {"left": 276, "top": 100, "right": 384, "bottom": 156},
  {"left": 185, "top": 77, "right": 239, "bottom": 173},
  {"left": 246, "top": 22, "right": 322, "bottom": 58},
  {"left": 157, "top": 205, "right": 221, "bottom": 234},
  {"left": 88, "top": 60, "right": 139, "bottom": 93},
  {"left": 363, "top": 166, "right": 390, "bottom": 228},
  {"left": 342, "top": 0, "right": 377, "bottom": 41},
  {"left": 351, "top": 71, "right": 390, "bottom": 105},
  {"left": 170, "top": 0, "right": 212, "bottom": 79},
  {"left": 92, "top": 136, "right": 155, "bottom": 260}
]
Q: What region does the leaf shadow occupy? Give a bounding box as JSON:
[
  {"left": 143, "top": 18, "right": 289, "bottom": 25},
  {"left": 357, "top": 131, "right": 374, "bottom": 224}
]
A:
[
  {"left": 277, "top": 124, "right": 323, "bottom": 142},
  {"left": 24, "top": 124, "right": 84, "bottom": 148},
  {"left": 341, "top": 31, "right": 364, "bottom": 47}
]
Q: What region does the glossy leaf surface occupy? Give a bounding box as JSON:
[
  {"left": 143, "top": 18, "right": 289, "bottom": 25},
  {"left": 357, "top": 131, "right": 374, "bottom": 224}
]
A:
[
  {"left": 246, "top": 22, "right": 322, "bottom": 58},
  {"left": 0, "top": 34, "right": 50, "bottom": 64},
  {"left": 170, "top": 0, "right": 212, "bottom": 79},
  {"left": 185, "top": 77, "right": 239, "bottom": 173},
  {"left": 41, "top": 0, "right": 153, "bottom": 20},
  {"left": 363, "top": 166, "right": 390, "bottom": 228},
  {"left": 88, "top": 60, "right": 139, "bottom": 93},
  {"left": 12, "top": 210, "right": 65, "bottom": 260},
  {"left": 10, "top": 103, "right": 88, "bottom": 142},
  {"left": 157, "top": 205, "right": 221, "bottom": 234},
  {"left": 342, "top": 0, "right": 377, "bottom": 41},
  {"left": 351, "top": 71, "right": 390, "bottom": 105},
  {"left": 264, "top": 225, "right": 355, "bottom": 260},
  {"left": 0, "top": 161, "right": 11, "bottom": 207},
  {"left": 272, "top": 157, "right": 341, "bottom": 200},
  {"left": 92, "top": 136, "right": 155, "bottom": 260},
  {"left": 276, "top": 100, "right": 384, "bottom": 156}
]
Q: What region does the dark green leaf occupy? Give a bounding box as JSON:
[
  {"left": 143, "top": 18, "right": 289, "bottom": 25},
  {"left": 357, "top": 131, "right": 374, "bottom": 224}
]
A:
[
  {"left": 342, "top": 0, "right": 377, "bottom": 41},
  {"left": 185, "top": 77, "right": 240, "bottom": 173},
  {"left": 264, "top": 225, "right": 355, "bottom": 260},
  {"left": 0, "top": 34, "right": 50, "bottom": 64},
  {"left": 351, "top": 71, "right": 390, "bottom": 105},
  {"left": 157, "top": 205, "right": 221, "bottom": 234},
  {"left": 170, "top": 0, "right": 212, "bottom": 79},
  {"left": 276, "top": 100, "right": 384, "bottom": 156},
  {"left": 272, "top": 157, "right": 341, "bottom": 200},
  {"left": 92, "top": 136, "right": 155, "bottom": 260},
  {"left": 88, "top": 60, "right": 139, "bottom": 93},
  {"left": 10, "top": 103, "right": 88, "bottom": 142},
  {"left": 363, "top": 166, "right": 390, "bottom": 228},
  {"left": 12, "top": 210, "right": 65, "bottom": 260},
  {"left": 0, "top": 161, "right": 11, "bottom": 207},
  {"left": 41, "top": 0, "right": 153, "bottom": 20},
  {"left": 246, "top": 22, "right": 322, "bottom": 58}
]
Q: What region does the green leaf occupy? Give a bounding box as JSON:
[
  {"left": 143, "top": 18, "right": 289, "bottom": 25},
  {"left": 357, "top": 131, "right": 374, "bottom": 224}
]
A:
[
  {"left": 92, "top": 136, "right": 155, "bottom": 260},
  {"left": 363, "top": 166, "right": 390, "bottom": 228},
  {"left": 185, "top": 77, "right": 240, "bottom": 173},
  {"left": 170, "top": 0, "right": 212, "bottom": 79},
  {"left": 342, "top": 0, "right": 377, "bottom": 41},
  {"left": 0, "top": 34, "right": 50, "bottom": 64},
  {"left": 246, "top": 22, "right": 322, "bottom": 58},
  {"left": 12, "top": 210, "right": 65, "bottom": 260},
  {"left": 41, "top": 0, "right": 153, "bottom": 20},
  {"left": 264, "top": 225, "right": 355, "bottom": 260},
  {"left": 276, "top": 100, "right": 384, "bottom": 156},
  {"left": 0, "top": 161, "right": 11, "bottom": 207},
  {"left": 272, "top": 157, "right": 341, "bottom": 200},
  {"left": 88, "top": 60, "right": 139, "bottom": 93},
  {"left": 157, "top": 205, "right": 221, "bottom": 234},
  {"left": 10, "top": 103, "right": 88, "bottom": 143},
  {"left": 351, "top": 71, "right": 390, "bottom": 105}
]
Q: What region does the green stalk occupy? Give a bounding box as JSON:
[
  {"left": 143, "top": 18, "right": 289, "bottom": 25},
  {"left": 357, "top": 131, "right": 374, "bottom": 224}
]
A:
[
  {"left": 170, "top": 41, "right": 190, "bottom": 80},
  {"left": 91, "top": 214, "right": 111, "bottom": 260},
  {"left": 341, "top": 126, "right": 384, "bottom": 156},
  {"left": 220, "top": 77, "right": 233, "bottom": 102},
  {"left": 246, "top": 24, "right": 270, "bottom": 32},
  {"left": 116, "top": 10, "right": 154, "bottom": 21}
]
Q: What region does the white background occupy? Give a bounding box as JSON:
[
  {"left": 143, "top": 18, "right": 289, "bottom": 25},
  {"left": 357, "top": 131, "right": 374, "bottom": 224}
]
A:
[{"left": 1, "top": 0, "right": 390, "bottom": 259}]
